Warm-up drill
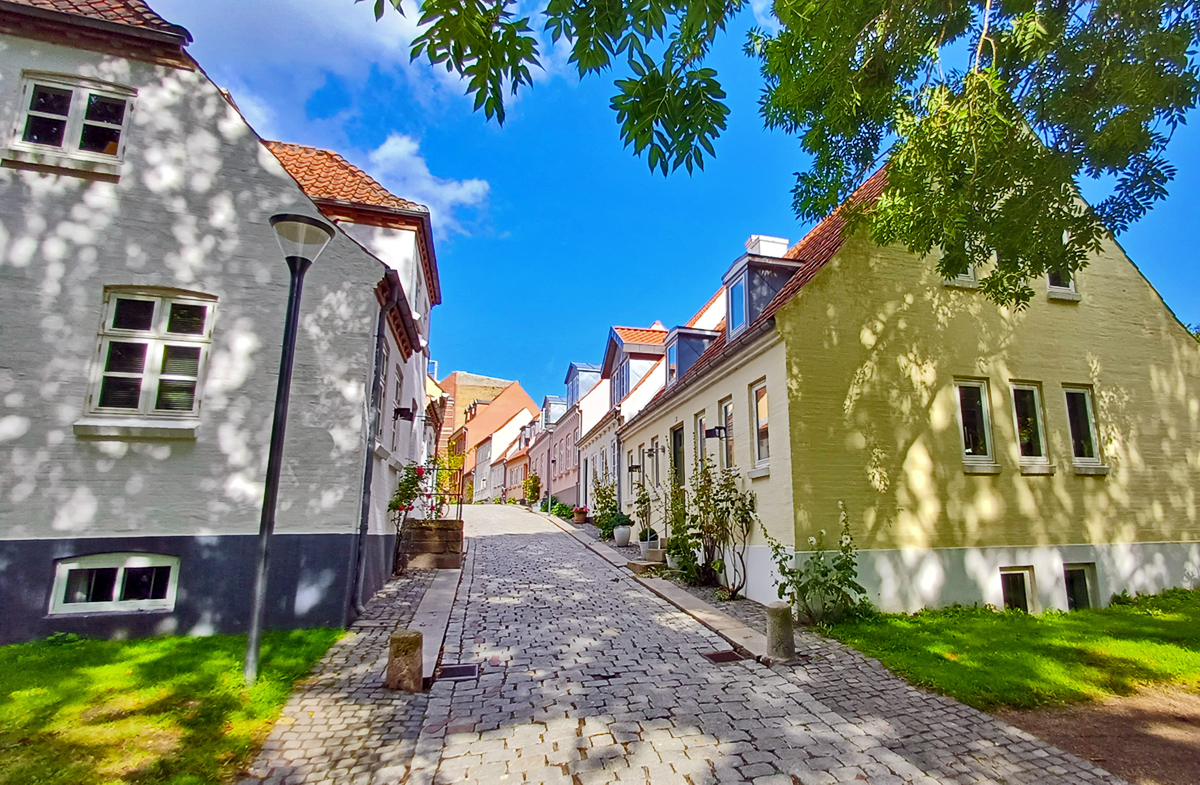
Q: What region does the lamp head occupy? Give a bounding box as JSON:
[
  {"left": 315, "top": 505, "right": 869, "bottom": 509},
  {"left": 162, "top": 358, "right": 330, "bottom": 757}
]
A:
[{"left": 270, "top": 213, "right": 335, "bottom": 265}]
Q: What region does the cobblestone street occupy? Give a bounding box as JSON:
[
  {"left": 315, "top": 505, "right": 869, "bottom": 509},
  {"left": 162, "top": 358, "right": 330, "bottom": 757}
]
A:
[{"left": 411, "top": 505, "right": 1123, "bottom": 785}]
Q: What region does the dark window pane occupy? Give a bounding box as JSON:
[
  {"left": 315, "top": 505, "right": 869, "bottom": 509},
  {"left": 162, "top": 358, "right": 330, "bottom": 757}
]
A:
[
  {"left": 755, "top": 386, "right": 769, "bottom": 461},
  {"left": 85, "top": 94, "right": 126, "bottom": 125},
  {"left": 1048, "top": 270, "right": 1072, "bottom": 289},
  {"left": 63, "top": 567, "right": 117, "bottom": 604},
  {"left": 1065, "top": 391, "right": 1096, "bottom": 458},
  {"left": 104, "top": 341, "right": 147, "bottom": 374},
  {"left": 958, "top": 385, "right": 988, "bottom": 457},
  {"left": 30, "top": 85, "right": 71, "bottom": 115},
  {"left": 1001, "top": 572, "right": 1029, "bottom": 612},
  {"left": 723, "top": 403, "right": 734, "bottom": 468},
  {"left": 113, "top": 298, "right": 155, "bottom": 330},
  {"left": 79, "top": 123, "right": 121, "bottom": 155},
  {"left": 155, "top": 380, "right": 196, "bottom": 411},
  {"left": 121, "top": 566, "right": 171, "bottom": 601},
  {"left": 1065, "top": 568, "right": 1091, "bottom": 611},
  {"left": 167, "top": 303, "right": 206, "bottom": 335},
  {"left": 730, "top": 281, "right": 745, "bottom": 328},
  {"left": 22, "top": 114, "right": 66, "bottom": 147},
  {"left": 98, "top": 376, "right": 142, "bottom": 408},
  {"left": 1013, "top": 388, "right": 1043, "bottom": 457},
  {"left": 161, "top": 345, "right": 201, "bottom": 377}
]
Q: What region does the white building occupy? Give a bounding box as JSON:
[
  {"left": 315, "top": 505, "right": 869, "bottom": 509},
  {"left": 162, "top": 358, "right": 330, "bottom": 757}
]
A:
[{"left": 0, "top": 0, "right": 441, "bottom": 643}]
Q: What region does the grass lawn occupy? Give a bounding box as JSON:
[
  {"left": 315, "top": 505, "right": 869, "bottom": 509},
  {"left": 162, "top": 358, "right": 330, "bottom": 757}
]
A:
[
  {"left": 0, "top": 629, "right": 340, "bottom": 785},
  {"left": 826, "top": 588, "right": 1200, "bottom": 710}
]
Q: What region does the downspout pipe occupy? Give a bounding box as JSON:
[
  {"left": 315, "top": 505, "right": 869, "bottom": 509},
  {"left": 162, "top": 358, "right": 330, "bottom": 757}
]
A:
[{"left": 349, "top": 269, "right": 403, "bottom": 619}]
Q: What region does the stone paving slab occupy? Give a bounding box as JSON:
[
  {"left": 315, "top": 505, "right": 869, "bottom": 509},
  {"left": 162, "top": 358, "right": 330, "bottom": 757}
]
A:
[
  {"left": 638, "top": 576, "right": 769, "bottom": 660},
  {"left": 239, "top": 570, "right": 436, "bottom": 785},
  {"left": 410, "top": 569, "right": 462, "bottom": 681},
  {"left": 417, "top": 504, "right": 1125, "bottom": 785}
]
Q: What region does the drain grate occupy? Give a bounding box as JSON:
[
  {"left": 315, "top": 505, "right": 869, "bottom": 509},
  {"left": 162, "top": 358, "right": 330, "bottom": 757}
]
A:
[
  {"left": 700, "top": 649, "right": 747, "bottom": 664},
  {"left": 435, "top": 664, "right": 480, "bottom": 682}
]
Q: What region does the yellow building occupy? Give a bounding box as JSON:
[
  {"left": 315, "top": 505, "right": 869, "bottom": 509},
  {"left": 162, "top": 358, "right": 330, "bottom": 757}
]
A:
[{"left": 620, "top": 172, "right": 1200, "bottom": 613}]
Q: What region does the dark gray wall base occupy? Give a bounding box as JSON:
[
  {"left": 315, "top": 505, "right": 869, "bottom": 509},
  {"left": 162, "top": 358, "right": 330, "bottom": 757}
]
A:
[
  {"left": 357, "top": 532, "right": 397, "bottom": 610},
  {"left": 0, "top": 533, "right": 358, "bottom": 645}
]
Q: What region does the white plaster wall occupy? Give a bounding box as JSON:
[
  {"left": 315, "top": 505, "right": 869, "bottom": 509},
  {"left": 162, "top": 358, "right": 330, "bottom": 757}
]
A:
[
  {"left": 620, "top": 360, "right": 664, "bottom": 421},
  {"left": 690, "top": 291, "right": 726, "bottom": 331},
  {"left": 619, "top": 335, "right": 793, "bottom": 548},
  {"left": 578, "top": 378, "right": 609, "bottom": 436},
  {"left": 0, "top": 36, "right": 389, "bottom": 540},
  {"left": 857, "top": 541, "right": 1200, "bottom": 613},
  {"left": 474, "top": 439, "right": 493, "bottom": 501},
  {"left": 579, "top": 418, "right": 619, "bottom": 509}
]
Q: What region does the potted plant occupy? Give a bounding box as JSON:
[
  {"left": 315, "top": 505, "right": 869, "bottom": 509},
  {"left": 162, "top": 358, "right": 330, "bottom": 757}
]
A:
[
  {"left": 611, "top": 513, "right": 633, "bottom": 547},
  {"left": 638, "top": 525, "right": 659, "bottom": 559},
  {"left": 572, "top": 505, "right": 588, "bottom": 523}
]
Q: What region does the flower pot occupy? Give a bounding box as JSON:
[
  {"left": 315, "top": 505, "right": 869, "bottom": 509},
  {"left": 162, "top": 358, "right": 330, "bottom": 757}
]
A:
[
  {"left": 666, "top": 553, "right": 680, "bottom": 570},
  {"left": 573, "top": 511, "right": 586, "bottom": 523},
  {"left": 613, "top": 525, "right": 632, "bottom": 547},
  {"left": 638, "top": 537, "right": 659, "bottom": 560}
]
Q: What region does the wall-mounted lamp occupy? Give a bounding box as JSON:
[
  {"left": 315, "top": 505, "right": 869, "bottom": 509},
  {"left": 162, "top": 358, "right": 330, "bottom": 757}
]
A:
[
  {"left": 394, "top": 406, "right": 416, "bottom": 422},
  {"left": 704, "top": 427, "right": 726, "bottom": 439}
]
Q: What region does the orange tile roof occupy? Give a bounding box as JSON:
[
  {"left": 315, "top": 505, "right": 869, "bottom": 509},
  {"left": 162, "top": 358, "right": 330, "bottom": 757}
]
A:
[
  {"left": 7, "top": 0, "right": 184, "bottom": 34},
  {"left": 265, "top": 141, "right": 423, "bottom": 212},
  {"left": 613, "top": 326, "right": 668, "bottom": 345},
  {"left": 684, "top": 289, "right": 723, "bottom": 328}
]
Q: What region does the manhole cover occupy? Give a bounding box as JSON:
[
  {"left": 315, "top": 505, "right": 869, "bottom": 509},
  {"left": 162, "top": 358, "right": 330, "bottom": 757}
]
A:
[
  {"left": 435, "top": 664, "right": 479, "bottom": 681},
  {"left": 700, "top": 649, "right": 747, "bottom": 664}
]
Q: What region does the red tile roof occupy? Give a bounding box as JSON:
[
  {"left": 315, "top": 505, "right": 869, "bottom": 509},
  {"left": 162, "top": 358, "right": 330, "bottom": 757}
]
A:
[
  {"left": 265, "top": 141, "right": 423, "bottom": 212},
  {"left": 7, "top": 0, "right": 184, "bottom": 35},
  {"left": 613, "top": 326, "right": 668, "bottom": 345}
]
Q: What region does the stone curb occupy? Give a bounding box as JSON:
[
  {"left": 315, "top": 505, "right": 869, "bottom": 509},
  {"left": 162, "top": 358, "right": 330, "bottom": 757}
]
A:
[{"left": 530, "top": 508, "right": 770, "bottom": 662}]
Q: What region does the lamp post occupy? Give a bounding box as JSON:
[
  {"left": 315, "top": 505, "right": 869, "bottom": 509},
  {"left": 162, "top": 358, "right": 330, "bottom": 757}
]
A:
[{"left": 244, "top": 213, "right": 335, "bottom": 684}]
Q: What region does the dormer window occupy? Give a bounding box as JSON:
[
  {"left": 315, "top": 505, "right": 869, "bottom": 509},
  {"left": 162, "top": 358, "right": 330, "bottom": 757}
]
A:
[
  {"left": 728, "top": 277, "right": 746, "bottom": 333},
  {"left": 666, "top": 342, "right": 678, "bottom": 385}
]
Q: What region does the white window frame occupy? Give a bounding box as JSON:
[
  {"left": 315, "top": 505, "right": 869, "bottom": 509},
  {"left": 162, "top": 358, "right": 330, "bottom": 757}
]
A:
[
  {"left": 8, "top": 72, "right": 136, "bottom": 169},
  {"left": 1063, "top": 385, "right": 1102, "bottom": 466},
  {"left": 999, "top": 566, "right": 1036, "bottom": 613},
  {"left": 391, "top": 363, "right": 403, "bottom": 453},
  {"left": 1047, "top": 270, "right": 1076, "bottom": 293},
  {"left": 666, "top": 342, "right": 678, "bottom": 385},
  {"left": 752, "top": 381, "right": 769, "bottom": 467},
  {"left": 943, "top": 265, "right": 978, "bottom": 289},
  {"left": 49, "top": 553, "right": 180, "bottom": 615},
  {"left": 1009, "top": 382, "right": 1048, "bottom": 464},
  {"left": 720, "top": 398, "right": 735, "bottom": 469},
  {"left": 955, "top": 379, "right": 994, "bottom": 464},
  {"left": 728, "top": 275, "right": 748, "bottom": 335},
  {"left": 651, "top": 436, "right": 660, "bottom": 485},
  {"left": 87, "top": 288, "right": 216, "bottom": 420},
  {"left": 694, "top": 411, "right": 707, "bottom": 462}
]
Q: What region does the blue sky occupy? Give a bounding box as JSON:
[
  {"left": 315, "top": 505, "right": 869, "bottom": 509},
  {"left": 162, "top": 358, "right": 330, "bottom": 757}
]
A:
[{"left": 157, "top": 0, "right": 1199, "bottom": 404}]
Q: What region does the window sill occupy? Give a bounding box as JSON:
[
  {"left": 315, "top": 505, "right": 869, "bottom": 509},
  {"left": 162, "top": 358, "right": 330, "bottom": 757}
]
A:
[
  {"left": 3, "top": 148, "right": 121, "bottom": 178},
  {"left": 1019, "top": 462, "right": 1055, "bottom": 476},
  {"left": 47, "top": 606, "right": 174, "bottom": 617},
  {"left": 74, "top": 417, "right": 199, "bottom": 440},
  {"left": 1073, "top": 463, "right": 1109, "bottom": 476},
  {"left": 1048, "top": 289, "right": 1082, "bottom": 302},
  {"left": 943, "top": 278, "right": 979, "bottom": 290},
  {"left": 747, "top": 465, "right": 770, "bottom": 480},
  {"left": 963, "top": 462, "right": 1001, "bottom": 475}
]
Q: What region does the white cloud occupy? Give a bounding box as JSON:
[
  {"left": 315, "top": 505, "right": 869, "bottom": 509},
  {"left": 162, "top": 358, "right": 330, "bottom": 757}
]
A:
[
  {"left": 366, "top": 133, "right": 489, "bottom": 235},
  {"left": 749, "top": 0, "right": 781, "bottom": 32}
]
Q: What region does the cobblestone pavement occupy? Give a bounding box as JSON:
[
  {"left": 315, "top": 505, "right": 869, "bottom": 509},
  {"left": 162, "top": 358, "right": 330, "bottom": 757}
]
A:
[
  {"left": 241, "top": 569, "right": 436, "bottom": 785},
  {"left": 414, "top": 505, "right": 1123, "bottom": 785}
]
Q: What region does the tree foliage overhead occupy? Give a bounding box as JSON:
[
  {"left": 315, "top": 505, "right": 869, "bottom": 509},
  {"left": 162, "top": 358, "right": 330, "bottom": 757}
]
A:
[{"left": 359, "top": 0, "right": 1200, "bottom": 306}]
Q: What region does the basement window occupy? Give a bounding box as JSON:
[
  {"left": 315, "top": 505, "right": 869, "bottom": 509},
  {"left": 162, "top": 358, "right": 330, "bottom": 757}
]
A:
[
  {"left": 1000, "top": 567, "right": 1034, "bottom": 613},
  {"left": 49, "top": 553, "right": 179, "bottom": 615}
]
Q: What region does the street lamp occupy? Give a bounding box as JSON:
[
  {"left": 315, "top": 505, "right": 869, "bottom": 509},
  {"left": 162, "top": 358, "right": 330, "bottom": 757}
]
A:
[{"left": 244, "top": 213, "right": 335, "bottom": 684}]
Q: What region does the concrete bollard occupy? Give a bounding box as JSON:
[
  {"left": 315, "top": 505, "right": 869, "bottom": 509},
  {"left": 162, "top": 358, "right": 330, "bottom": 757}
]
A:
[
  {"left": 385, "top": 629, "right": 423, "bottom": 692},
  {"left": 766, "top": 601, "right": 795, "bottom": 663}
]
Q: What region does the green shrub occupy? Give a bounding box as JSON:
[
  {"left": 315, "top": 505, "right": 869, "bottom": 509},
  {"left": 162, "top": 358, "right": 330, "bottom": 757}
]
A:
[
  {"left": 551, "top": 501, "right": 572, "bottom": 518},
  {"left": 764, "top": 501, "right": 868, "bottom": 624}
]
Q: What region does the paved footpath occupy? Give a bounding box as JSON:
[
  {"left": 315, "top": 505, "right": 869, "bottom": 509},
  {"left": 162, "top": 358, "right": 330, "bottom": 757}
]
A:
[{"left": 410, "top": 504, "right": 1122, "bottom": 785}]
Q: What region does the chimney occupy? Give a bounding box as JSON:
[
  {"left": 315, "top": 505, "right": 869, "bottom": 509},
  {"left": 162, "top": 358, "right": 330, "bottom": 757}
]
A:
[{"left": 745, "top": 235, "right": 790, "bottom": 258}]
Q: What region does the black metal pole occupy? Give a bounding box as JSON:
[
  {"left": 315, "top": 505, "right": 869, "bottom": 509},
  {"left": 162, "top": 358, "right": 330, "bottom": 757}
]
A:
[{"left": 244, "top": 255, "right": 312, "bottom": 684}]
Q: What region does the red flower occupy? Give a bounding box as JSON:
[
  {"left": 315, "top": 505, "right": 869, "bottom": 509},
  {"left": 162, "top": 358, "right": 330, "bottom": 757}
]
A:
[{"left": 415, "top": 467, "right": 425, "bottom": 477}]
